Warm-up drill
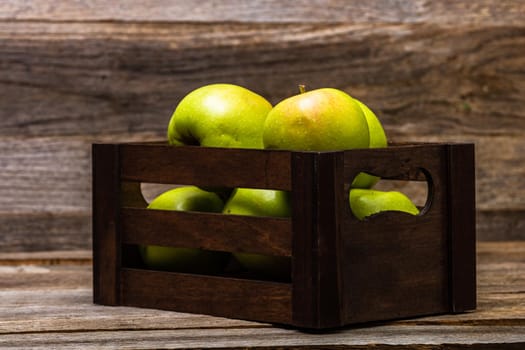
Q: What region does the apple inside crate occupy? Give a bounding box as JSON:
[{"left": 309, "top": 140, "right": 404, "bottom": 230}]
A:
[{"left": 92, "top": 141, "right": 476, "bottom": 329}]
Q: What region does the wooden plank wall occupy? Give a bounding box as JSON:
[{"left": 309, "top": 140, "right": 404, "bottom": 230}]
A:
[{"left": 1, "top": 1, "right": 524, "bottom": 252}]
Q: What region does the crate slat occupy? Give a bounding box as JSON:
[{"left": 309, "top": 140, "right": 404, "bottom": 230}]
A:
[
  {"left": 121, "top": 207, "right": 292, "bottom": 257},
  {"left": 120, "top": 268, "right": 293, "bottom": 325},
  {"left": 343, "top": 143, "right": 444, "bottom": 182},
  {"left": 119, "top": 144, "right": 292, "bottom": 190}
]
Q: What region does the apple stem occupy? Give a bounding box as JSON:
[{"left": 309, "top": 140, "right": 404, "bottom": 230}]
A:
[{"left": 298, "top": 84, "right": 306, "bottom": 94}]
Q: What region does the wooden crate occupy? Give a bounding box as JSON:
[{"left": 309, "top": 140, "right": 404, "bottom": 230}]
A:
[{"left": 92, "top": 142, "right": 476, "bottom": 329}]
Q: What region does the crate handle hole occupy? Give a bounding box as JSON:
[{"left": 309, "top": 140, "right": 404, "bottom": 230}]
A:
[{"left": 349, "top": 168, "right": 433, "bottom": 220}]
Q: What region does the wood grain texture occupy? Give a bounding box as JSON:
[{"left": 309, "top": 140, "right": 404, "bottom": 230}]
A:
[
  {"left": 0, "top": 249, "right": 91, "bottom": 266},
  {"left": 0, "top": 0, "right": 524, "bottom": 251},
  {"left": 121, "top": 208, "right": 292, "bottom": 256},
  {"left": 119, "top": 144, "right": 292, "bottom": 190},
  {"left": 1, "top": 21, "right": 524, "bottom": 138},
  {"left": 0, "top": 136, "right": 158, "bottom": 214},
  {"left": 121, "top": 268, "right": 292, "bottom": 325},
  {"left": 1, "top": 0, "right": 524, "bottom": 25},
  {"left": 0, "top": 242, "right": 524, "bottom": 348},
  {"left": 0, "top": 213, "right": 90, "bottom": 252},
  {"left": 0, "top": 327, "right": 524, "bottom": 350}
]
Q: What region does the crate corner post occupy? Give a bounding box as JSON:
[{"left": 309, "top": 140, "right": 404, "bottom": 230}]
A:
[
  {"left": 92, "top": 143, "right": 122, "bottom": 306},
  {"left": 446, "top": 143, "right": 477, "bottom": 313},
  {"left": 291, "top": 151, "right": 345, "bottom": 329}
]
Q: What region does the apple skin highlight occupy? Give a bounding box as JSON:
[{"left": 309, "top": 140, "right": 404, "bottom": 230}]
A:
[{"left": 262, "top": 88, "right": 370, "bottom": 152}]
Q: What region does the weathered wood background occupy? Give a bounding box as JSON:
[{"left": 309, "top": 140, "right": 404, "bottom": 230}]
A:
[{"left": 1, "top": 1, "right": 524, "bottom": 252}]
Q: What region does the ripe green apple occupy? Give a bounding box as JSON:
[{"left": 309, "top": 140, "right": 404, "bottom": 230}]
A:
[
  {"left": 140, "top": 186, "right": 230, "bottom": 273},
  {"left": 349, "top": 188, "right": 420, "bottom": 220},
  {"left": 262, "top": 88, "right": 370, "bottom": 151},
  {"left": 351, "top": 99, "right": 388, "bottom": 188},
  {"left": 222, "top": 188, "right": 291, "bottom": 281},
  {"left": 222, "top": 188, "right": 291, "bottom": 217},
  {"left": 167, "top": 83, "right": 272, "bottom": 149}
]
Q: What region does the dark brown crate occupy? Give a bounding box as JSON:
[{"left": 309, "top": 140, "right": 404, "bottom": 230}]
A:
[{"left": 92, "top": 142, "right": 476, "bottom": 329}]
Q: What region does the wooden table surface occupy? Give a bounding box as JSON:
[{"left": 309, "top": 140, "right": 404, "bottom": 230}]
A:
[{"left": 1, "top": 241, "right": 524, "bottom": 349}]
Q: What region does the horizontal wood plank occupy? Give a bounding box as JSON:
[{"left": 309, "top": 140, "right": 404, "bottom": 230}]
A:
[
  {"left": 0, "top": 242, "right": 523, "bottom": 348},
  {"left": 343, "top": 143, "right": 445, "bottom": 182},
  {"left": 0, "top": 326, "right": 524, "bottom": 349},
  {"left": 1, "top": 0, "right": 523, "bottom": 25},
  {"left": 477, "top": 211, "right": 525, "bottom": 241},
  {"left": 0, "top": 289, "right": 261, "bottom": 333},
  {"left": 121, "top": 268, "right": 293, "bottom": 325},
  {"left": 0, "top": 265, "right": 91, "bottom": 291},
  {"left": 121, "top": 208, "right": 292, "bottom": 256},
  {"left": 0, "top": 213, "right": 91, "bottom": 252},
  {"left": 0, "top": 250, "right": 91, "bottom": 266},
  {"left": 0, "top": 136, "right": 159, "bottom": 214},
  {"left": 1, "top": 22, "right": 524, "bottom": 138},
  {"left": 119, "top": 144, "right": 292, "bottom": 190}
]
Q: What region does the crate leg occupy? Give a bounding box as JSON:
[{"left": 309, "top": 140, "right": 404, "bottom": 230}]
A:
[
  {"left": 447, "top": 143, "right": 477, "bottom": 312},
  {"left": 92, "top": 144, "right": 121, "bottom": 305}
]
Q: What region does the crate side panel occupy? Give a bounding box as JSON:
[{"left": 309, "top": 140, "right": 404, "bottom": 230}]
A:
[
  {"left": 120, "top": 268, "right": 293, "bottom": 325},
  {"left": 341, "top": 144, "right": 450, "bottom": 323},
  {"left": 120, "top": 208, "right": 292, "bottom": 256},
  {"left": 341, "top": 212, "right": 449, "bottom": 323},
  {"left": 119, "top": 144, "right": 292, "bottom": 190}
]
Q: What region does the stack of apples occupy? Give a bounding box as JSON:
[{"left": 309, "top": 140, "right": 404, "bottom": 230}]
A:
[{"left": 141, "top": 84, "right": 419, "bottom": 279}]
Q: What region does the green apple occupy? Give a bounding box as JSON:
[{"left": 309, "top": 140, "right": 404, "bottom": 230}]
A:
[
  {"left": 167, "top": 83, "right": 272, "bottom": 149},
  {"left": 140, "top": 186, "right": 230, "bottom": 273},
  {"left": 222, "top": 188, "right": 291, "bottom": 281},
  {"left": 355, "top": 99, "right": 387, "bottom": 149},
  {"left": 262, "top": 87, "right": 369, "bottom": 151},
  {"left": 351, "top": 99, "right": 388, "bottom": 188},
  {"left": 349, "top": 188, "right": 420, "bottom": 220},
  {"left": 222, "top": 188, "right": 291, "bottom": 217},
  {"left": 148, "top": 186, "right": 224, "bottom": 212}
]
